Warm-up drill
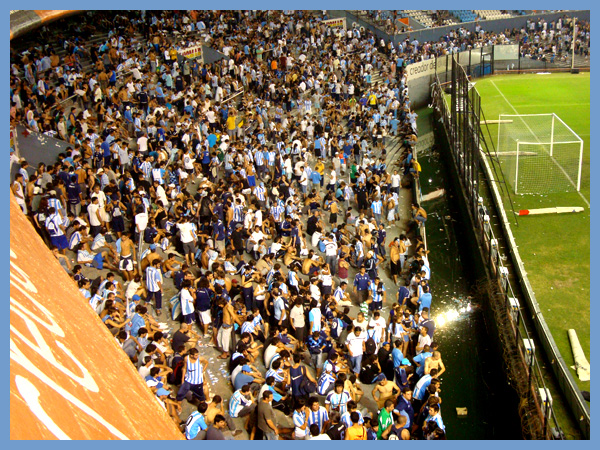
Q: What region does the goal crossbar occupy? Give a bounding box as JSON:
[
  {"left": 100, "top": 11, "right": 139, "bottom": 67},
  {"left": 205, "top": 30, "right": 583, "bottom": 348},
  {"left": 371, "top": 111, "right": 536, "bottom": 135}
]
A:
[{"left": 498, "top": 113, "right": 584, "bottom": 194}]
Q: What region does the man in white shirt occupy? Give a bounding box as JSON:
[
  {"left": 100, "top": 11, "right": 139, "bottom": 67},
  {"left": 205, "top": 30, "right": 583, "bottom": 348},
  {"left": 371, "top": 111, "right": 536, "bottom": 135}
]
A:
[
  {"left": 177, "top": 217, "right": 197, "bottom": 267},
  {"left": 134, "top": 205, "right": 149, "bottom": 243},
  {"left": 345, "top": 327, "right": 366, "bottom": 375},
  {"left": 324, "top": 235, "right": 338, "bottom": 276},
  {"left": 137, "top": 133, "right": 149, "bottom": 154},
  {"left": 369, "top": 311, "right": 387, "bottom": 343},
  {"left": 87, "top": 197, "right": 103, "bottom": 237},
  {"left": 391, "top": 169, "right": 401, "bottom": 194}
]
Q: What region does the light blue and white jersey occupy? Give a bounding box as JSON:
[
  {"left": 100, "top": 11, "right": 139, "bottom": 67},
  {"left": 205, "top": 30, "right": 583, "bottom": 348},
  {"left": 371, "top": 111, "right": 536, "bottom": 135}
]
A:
[
  {"left": 145, "top": 266, "right": 163, "bottom": 292},
  {"left": 45, "top": 213, "right": 64, "bottom": 237},
  {"left": 183, "top": 355, "right": 204, "bottom": 385},
  {"left": 325, "top": 391, "right": 351, "bottom": 415},
  {"left": 152, "top": 168, "right": 164, "bottom": 184},
  {"left": 47, "top": 197, "right": 64, "bottom": 215},
  {"left": 307, "top": 406, "right": 329, "bottom": 433},
  {"left": 140, "top": 161, "right": 152, "bottom": 178},
  {"left": 317, "top": 371, "right": 336, "bottom": 395},
  {"left": 293, "top": 409, "right": 307, "bottom": 429},
  {"left": 229, "top": 389, "right": 251, "bottom": 418},
  {"left": 68, "top": 231, "right": 82, "bottom": 249},
  {"left": 344, "top": 185, "right": 353, "bottom": 200},
  {"left": 369, "top": 281, "right": 385, "bottom": 303},
  {"left": 92, "top": 233, "right": 106, "bottom": 250},
  {"left": 241, "top": 321, "right": 255, "bottom": 335},
  {"left": 270, "top": 205, "right": 284, "bottom": 222},
  {"left": 254, "top": 185, "right": 266, "bottom": 202},
  {"left": 233, "top": 205, "right": 245, "bottom": 223},
  {"left": 185, "top": 411, "right": 207, "bottom": 440},
  {"left": 371, "top": 199, "right": 383, "bottom": 215},
  {"left": 266, "top": 367, "right": 285, "bottom": 383},
  {"left": 424, "top": 413, "right": 445, "bottom": 431},
  {"left": 288, "top": 270, "right": 299, "bottom": 287},
  {"left": 341, "top": 410, "right": 364, "bottom": 428},
  {"left": 180, "top": 289, "right": 194, "bottom": 315},
  {"left": 308, "top": 308, "right": 321, "bottom": 332},
  {"left": 333, "top": 286, "right": 345, "bottom": 303},
  {"left": 89, "top": 294, "right": 103, "bottom": 313},
  {"left": 254, "top": 149, "right": 265, "bottom": 166},
  {"left": 413, "top": 374, "right": 432, "bottom": 400}
]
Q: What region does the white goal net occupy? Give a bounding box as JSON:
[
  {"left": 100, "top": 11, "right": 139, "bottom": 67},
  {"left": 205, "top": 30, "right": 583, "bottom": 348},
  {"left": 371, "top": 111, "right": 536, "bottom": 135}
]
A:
[{"left": 496, "top": 113, "right": 583, "bottom": 194}]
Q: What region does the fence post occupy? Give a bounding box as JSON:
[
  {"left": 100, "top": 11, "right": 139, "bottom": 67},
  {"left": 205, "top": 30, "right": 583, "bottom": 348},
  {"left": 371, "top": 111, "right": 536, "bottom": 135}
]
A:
[{"left": 468, "top": 48, "right": 472, "bottom": 76}]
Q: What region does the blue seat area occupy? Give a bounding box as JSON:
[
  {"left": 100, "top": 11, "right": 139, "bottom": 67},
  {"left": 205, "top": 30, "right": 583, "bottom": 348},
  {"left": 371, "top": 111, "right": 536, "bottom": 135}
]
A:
[{"left": 448, "top": 10, "right": 477, "bottom": 23}]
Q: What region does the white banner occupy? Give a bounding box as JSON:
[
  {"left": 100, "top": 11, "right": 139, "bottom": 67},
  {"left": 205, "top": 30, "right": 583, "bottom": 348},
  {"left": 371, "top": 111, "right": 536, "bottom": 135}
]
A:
[
  {"left": 323, "top": 17, "right": 347, "bottom": 30},
  {"left": 406, "top": 58, "right": 437, "bottom": 82},
  {"left": 177, "top": 45, "right": 203, "bottom": 61}
]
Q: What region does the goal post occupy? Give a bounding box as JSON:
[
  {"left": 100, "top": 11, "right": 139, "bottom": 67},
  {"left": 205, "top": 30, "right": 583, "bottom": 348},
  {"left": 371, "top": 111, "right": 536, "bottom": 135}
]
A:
[{"left": 496, "top": 113, "right": 584, "bottom": 194}]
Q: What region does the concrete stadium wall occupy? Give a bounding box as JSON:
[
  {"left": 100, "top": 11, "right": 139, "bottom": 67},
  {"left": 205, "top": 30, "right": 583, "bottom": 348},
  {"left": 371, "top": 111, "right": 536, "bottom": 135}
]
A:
[
  {"left": 10, "top": 195, "right": 184, "bottom": 439},
  {"left": 202, "top": 45, "right": 228, "bottom": 65}
]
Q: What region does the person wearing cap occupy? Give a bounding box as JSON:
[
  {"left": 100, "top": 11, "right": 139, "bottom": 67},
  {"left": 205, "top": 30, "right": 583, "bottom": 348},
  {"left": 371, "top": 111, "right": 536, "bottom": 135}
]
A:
[{"left": 156, "top": 386, "right": 182, "bottom": 425}]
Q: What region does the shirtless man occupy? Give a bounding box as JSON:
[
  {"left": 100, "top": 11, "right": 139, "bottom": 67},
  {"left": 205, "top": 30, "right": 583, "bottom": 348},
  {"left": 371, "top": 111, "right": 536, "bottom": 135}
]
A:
[
  {"left": 302, "top": 251, "right": 324, "bottom": 276},
  {"left": 283, "top": 245, "right": 302, "bottom": 267},
  {"left": 119, "top": 234, "right": 137, "bottom": 281},
  {"left": 371, "top": 374, "right": 401, "bottom": 410},
  {"left": 173, "top": 322, "right": 200, "bottom": 352},
  {"left": 141, "top": 245, "right": 161, "bottom": 272},
  {"left": 204, "top": 395, "right": 242, "bottom": 435},
  {"left": 162, "top": 253, "right": 181, "bottom": 278},
  {"left": 217, "top": 299, "right": 241, "bottom": 359},
  {"left": 389, "top": 239, "right": 401, "bottom": 285},
  {"left": 424, "top": 351, "right": 446, "bottom": 378}
]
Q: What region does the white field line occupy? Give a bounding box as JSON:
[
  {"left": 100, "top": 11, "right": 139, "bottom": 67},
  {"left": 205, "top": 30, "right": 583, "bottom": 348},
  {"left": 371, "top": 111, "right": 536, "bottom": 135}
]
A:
[{"left": 490, "top": 80, "right": 590, "bottom": 208}]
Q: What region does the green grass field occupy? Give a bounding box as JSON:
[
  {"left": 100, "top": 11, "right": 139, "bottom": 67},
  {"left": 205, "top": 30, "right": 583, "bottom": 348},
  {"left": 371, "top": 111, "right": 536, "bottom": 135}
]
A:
[{"left": 474, "top": 73, "right": 590, "bottom": 398}]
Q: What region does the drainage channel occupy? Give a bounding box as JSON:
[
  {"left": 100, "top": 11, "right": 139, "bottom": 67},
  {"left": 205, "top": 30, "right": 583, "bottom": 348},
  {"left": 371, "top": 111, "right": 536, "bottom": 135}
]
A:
[{"left": 416, "top": 108, "right": 522, "bottom": 439}]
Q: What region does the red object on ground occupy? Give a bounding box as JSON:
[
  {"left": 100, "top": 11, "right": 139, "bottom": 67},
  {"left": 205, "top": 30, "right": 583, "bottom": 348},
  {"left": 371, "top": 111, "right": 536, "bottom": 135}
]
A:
[{"left": 10, "top": 193, "right": 184, "bottom": 440}]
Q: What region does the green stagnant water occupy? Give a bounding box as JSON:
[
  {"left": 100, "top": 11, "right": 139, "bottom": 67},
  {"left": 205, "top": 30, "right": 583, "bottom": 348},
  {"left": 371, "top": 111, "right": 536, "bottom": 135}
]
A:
[{"left": 415, "top": 108, "right": 522, "bottom": 439}]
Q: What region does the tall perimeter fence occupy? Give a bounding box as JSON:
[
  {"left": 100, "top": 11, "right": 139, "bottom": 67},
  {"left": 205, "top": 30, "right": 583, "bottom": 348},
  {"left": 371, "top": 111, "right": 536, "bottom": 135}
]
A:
[{"left": 430, "top": 55, "right": 590, "bottom": 440}]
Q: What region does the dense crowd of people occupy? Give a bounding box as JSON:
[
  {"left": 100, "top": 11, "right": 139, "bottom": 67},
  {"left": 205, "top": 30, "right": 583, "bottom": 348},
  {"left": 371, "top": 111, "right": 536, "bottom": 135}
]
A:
[
  {"left": 9, "top": 9, "right": 502, "bottom": 441},
  {"left": 352, "top": 11, "right": 589, "bottom": 63}
]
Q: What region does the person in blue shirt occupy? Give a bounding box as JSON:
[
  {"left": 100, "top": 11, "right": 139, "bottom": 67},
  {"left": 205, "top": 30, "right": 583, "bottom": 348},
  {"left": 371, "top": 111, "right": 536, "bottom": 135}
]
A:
[
  {"left": 397, "top": 283, "right": 411, "bottom": 307},
  {"left": 307, "top": 331, "right": 328, "bottom": 375},
  {"left": 416, "top": 285, "right": 432, "bottom": 313},
  {"left": 353, "top": 266, "right": 370, "bottom": 304},
  {"left": 423, "top": 403, "right": 445, "bottom": 437},
  {"left": 391, "top": 340, "right": 404, "bottom": 369},
  {"left": 395, "top": 388, "right": 415, "bottom": 429},
  {"left": 413, "top": 345, "right": 432, "bottom": 378},
  {"left": 185, "top": 403, "right": 209, "bottom": 440},
  {"left": 128, "top": 304, "right": 147, "bottom": 337}
]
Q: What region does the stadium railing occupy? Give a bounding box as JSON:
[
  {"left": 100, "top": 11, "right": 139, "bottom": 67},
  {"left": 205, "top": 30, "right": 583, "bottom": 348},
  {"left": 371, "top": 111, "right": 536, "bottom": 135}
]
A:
[{"left": 430, "top": 55, "right": 590, "bottom": 440}]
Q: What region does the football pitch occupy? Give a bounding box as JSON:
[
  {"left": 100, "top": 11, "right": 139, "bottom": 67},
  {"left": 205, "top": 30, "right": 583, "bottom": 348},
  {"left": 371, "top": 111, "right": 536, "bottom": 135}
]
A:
[{"left": 474, "top": 73, "right": 590, "bottom": 395}]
